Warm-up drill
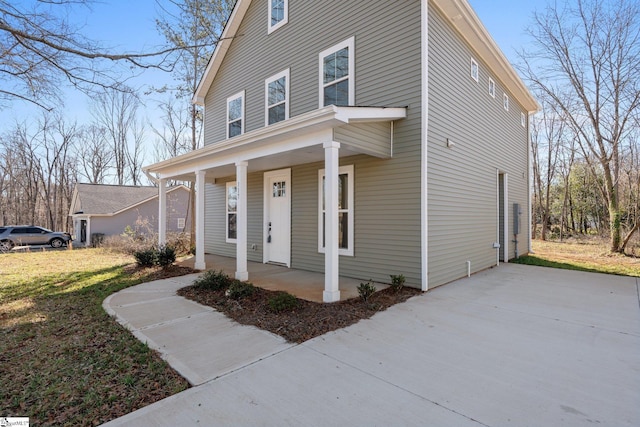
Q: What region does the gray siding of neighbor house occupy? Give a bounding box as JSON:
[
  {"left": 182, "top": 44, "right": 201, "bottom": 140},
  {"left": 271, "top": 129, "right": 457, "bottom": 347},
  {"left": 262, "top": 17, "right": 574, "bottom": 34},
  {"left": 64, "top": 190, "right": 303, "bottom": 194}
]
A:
[
  {"left": 202, "top": 0, "right": 424, "bottom": 287},
  {"left": 427, "top": 3, "right": 530, "bottom": 287},
  {"left": 90, "top": 189, "right": 191, "bottom": 237}
]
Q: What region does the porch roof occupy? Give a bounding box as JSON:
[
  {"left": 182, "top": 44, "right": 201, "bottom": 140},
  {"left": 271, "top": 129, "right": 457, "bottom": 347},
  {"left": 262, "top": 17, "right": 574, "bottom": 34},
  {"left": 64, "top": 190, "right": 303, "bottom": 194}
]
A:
[{"left": 143, "top": 105, "right": 407, "bottom": 181}]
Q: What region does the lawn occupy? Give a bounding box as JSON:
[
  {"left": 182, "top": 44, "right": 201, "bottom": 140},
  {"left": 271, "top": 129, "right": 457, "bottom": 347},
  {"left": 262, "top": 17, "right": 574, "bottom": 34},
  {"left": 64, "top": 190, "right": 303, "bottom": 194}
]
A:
[
  {"left": 513, "top": 237, "right": 640, "bottom": 277},
  {"left": 0, "top": 248, "right": 191, "bottom": 426}
]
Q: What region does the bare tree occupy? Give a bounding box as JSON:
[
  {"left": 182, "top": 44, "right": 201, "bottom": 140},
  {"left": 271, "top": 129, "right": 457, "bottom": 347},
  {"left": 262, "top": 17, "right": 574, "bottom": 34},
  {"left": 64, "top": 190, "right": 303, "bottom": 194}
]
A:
[
  {"left": 519, "top": 0, "right": 640, "bottom": 253},
  {"left": 151, "top": 96, "right": 190, "bottom": 161},
  {"left": 155, "top": 0, "right": 234, "bottom": 244},
  {"left": 91, "top": 86, "right": 142, "bottom": 185},
  {"left": 77, "top": 124, "right": 113, "bottom": 184},
  {"left": 0, "top": 0, "right": 203, "bottom": 111}
]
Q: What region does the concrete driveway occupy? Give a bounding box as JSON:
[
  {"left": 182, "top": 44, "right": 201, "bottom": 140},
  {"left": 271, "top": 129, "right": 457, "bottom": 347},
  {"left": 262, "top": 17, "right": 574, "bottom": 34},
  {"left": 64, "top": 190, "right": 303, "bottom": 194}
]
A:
[{"left": 103, "top": 264, "right": 640, "bottom": 426}]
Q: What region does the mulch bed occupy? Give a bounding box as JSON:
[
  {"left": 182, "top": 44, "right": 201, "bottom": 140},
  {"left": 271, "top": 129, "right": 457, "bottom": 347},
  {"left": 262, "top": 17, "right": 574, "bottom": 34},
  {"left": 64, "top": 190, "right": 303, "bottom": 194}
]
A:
[{"left": 178, "top": 284, "right": 421, "bottom": 343}]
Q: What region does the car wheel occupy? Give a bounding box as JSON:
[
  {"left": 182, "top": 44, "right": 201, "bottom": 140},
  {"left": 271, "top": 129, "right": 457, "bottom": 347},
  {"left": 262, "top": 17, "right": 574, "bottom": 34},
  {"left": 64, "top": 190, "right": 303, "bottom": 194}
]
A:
[
  {"left": 0, "top": 240, "right": 14, "bottom": 251},
  {"left": 50, "top": 238, "right": 64, "bottom": 248}
]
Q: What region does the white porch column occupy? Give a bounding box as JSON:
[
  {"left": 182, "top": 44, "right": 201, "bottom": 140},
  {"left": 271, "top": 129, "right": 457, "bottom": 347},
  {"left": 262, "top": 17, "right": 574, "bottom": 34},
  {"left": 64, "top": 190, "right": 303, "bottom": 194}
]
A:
[
  {"left": 323, "top": 141, "right": 341, "bottom": 302},
  {"left": 158, "top": 178, "right": 167, "bottom": 246},
  {"left": 235, "top": 161, "right": 249, "bottom": 281},
  {"left": 194, "top": 170, "right": 206, "bottom": 270}
]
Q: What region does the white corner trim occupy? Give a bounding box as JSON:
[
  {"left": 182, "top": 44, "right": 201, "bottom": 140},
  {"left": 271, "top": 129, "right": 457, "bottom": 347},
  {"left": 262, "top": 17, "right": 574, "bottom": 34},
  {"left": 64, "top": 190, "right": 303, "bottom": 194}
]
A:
[{"left": 421, "top": 0, "right": 429, "bottom": 291}]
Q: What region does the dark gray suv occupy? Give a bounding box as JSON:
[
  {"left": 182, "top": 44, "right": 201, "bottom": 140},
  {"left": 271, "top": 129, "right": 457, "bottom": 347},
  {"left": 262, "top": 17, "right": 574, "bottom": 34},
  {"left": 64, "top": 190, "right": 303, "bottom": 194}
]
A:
[{"left": 0, "top": 226, "right": 72, "bottom": 251}]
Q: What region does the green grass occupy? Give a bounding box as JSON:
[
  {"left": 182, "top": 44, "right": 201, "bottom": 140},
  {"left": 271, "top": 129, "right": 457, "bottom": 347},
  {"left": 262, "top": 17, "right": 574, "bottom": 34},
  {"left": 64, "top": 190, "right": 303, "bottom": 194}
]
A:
[
  {"left": 512, "top": 239, "right": 640, "bottom": 277},
  {"left": 0, "top": 248, "right": 189, "bottom": 426}
]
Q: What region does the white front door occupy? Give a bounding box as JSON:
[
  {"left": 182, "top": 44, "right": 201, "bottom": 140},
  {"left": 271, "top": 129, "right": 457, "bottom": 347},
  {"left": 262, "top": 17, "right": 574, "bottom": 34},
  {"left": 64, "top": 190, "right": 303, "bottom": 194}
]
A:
[{"left": 264, "top": 169, "right": 291, "bottom": 266}]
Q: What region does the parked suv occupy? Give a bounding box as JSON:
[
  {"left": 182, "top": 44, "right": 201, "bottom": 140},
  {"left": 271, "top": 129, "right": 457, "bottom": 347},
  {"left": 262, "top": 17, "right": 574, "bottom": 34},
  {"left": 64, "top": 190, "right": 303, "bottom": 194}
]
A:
[{"left": 0, "top": 226, "right": 72, "bottom": 250}]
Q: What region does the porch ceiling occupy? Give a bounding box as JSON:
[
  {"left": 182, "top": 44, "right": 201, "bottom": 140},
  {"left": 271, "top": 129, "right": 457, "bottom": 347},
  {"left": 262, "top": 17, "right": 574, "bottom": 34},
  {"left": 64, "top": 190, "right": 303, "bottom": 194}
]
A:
[{"left": 143, "top": 105, "right": 406, "bottom": 182}]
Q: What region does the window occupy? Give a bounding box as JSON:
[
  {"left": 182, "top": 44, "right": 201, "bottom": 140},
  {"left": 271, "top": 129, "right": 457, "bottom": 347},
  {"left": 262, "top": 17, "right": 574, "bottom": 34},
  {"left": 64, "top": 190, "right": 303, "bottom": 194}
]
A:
[
  {"left": 488, "top": 78, "right": 495, "bottom": 98},
  {"left": 470, "top": 58, "right": 479, "bottom": 82},
  {"left": 503, "top": 93, "right": 509, "bottom": 111},
  {"left": 265, "top": 69, "right": 289, "bottom": 125},
  {"left": 177, "top": 218, "right": 186, "bottom": 229},
  {"left": 227, "top": 91, "right": 244, "bottom": 138},
  {"left": 319, "top": 37, "right": 354, "bottom": 108},
  {"left": 226, "top": 181, "right": 237, "bottom": 242},
  {"left": 318, "top": 165, "right": 354, "bottom": 256},
  {"left": 268, "top": 0, "right": 288, "bottom": 33},
  {"left": 521, "top": 112, "right": 526, "bottom": 127}
]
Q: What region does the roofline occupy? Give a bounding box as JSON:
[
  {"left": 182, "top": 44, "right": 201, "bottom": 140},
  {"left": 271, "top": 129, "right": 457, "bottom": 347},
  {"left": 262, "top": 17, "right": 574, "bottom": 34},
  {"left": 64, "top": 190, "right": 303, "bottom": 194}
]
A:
[
  {"left": 144, "top": 105, "right": 407, "bottom": 175},
  {"left": 68, "top": 184, "right": 190, "bottom": 217},
  {"left": 193, "top": 0, "right": 538, "bottom": 112}
]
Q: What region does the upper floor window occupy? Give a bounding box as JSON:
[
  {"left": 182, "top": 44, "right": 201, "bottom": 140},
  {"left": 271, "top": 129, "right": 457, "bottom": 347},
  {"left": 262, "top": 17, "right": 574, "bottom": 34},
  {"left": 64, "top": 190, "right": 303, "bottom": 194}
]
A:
[
  {"left": 268, "top": 0, "right": 288, "bottom": 33},
  {"left": 227, "top": 91, "right": 244, "bottom": 138},
  {"left": 265, "top": 69, "right": 290, "bottom": 125},
  {"left": 503, "top": 93, "right": 509, "bottom": 111},
  {"left": 319, "top": 37, "right": 354, "bottom": 108},
  {"left": 488, "top": 78, "right": 496, "bottom": 98},
  {"left": 470, "top": 58, "right": 479, "bottom": 82},
  {"left": 521, "top": 112, "right": 526, "bottom": 127}
]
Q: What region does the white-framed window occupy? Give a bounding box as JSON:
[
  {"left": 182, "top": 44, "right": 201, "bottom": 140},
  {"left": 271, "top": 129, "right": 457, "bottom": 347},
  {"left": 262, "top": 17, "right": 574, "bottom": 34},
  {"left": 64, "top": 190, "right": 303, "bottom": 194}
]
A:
[
  {"left": 488, "top": 78, "right": 495, "bottom": 98},
  {"left": 227, "top": 91, "right": 244, "bottom": 138},
  {"left": 521, "top": 112, "right": 526, "bottom": 127},
  {"left": 226, "top": 181, "right": 237, "bottom": 243},
  {"left": 318, "top": 165, "right": 354, "bottom": 256},
  {"left": 265, "top": 69, "right": 290, "bottom": 126},
  {"left": 503, "top": 93, "right": 509, "bottom": 111},
  {"left": 470, "top": 58, "right": 479, "bottom": 82},
  {"left": 177, "top": 218, "right": 186, "bottom": 230},
  {"left": 268, "top": 0, "right": 288, "bottom": 33},
  {"left": 319, "top": 37, "right": 355, "bottom": 108}
]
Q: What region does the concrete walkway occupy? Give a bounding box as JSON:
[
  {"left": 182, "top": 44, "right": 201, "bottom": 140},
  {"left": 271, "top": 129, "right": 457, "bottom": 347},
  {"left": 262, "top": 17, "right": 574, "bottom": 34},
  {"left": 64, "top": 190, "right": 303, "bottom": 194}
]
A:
[{"left": 102, "top": 264, "right": 640, "bottom": 426}]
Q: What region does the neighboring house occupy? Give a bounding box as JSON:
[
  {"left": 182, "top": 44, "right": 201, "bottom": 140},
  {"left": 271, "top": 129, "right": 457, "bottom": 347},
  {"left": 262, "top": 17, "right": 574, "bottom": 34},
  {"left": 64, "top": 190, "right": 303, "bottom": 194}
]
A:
[
  {"left": 68, "top": 183, "right": 191, "bottom": 246},
  {"left": 144, "top": 0, "right": 539, "bottom": 302}
]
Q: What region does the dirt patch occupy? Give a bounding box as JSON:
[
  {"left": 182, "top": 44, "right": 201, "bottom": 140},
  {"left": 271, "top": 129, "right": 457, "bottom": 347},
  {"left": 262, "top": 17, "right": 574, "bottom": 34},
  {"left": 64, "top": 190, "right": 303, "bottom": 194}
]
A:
[{"left": 178, "top": 285, "right": 421, "bottom": 343}]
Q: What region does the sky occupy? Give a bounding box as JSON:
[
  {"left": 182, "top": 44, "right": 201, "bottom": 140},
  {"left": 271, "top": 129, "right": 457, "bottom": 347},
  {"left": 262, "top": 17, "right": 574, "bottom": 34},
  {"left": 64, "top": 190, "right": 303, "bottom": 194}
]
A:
[{"left": 2, "top": 0, "right": 549, "bottom": 141}]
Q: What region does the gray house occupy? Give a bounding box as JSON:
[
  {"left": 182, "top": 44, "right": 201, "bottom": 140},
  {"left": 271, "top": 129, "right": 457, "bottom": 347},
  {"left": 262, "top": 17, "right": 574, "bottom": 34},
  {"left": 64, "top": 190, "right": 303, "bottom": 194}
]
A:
[
  {"left": 144, "top": 0, "right": 538, "bottom": 301},
  {"left": 69, "top": 183, "right": 191, "bottom": 246}
]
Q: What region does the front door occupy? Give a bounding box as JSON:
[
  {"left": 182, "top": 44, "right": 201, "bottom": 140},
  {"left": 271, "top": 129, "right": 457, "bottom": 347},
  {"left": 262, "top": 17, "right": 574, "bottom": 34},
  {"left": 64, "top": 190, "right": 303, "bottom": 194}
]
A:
[{"left": 264, "top": 169, "right": 291, "bottom": 266}]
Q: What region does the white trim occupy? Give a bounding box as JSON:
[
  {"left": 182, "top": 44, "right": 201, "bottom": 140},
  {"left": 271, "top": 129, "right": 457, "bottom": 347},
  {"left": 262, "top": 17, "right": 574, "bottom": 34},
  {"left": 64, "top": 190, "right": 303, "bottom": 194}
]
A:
[
  {"left": 265, "top": 69, "right": 290, "bottom": 126},
  {"left": 194, "top": 170, "right": 206, "bottom": 270},
  {"left": 263, "top": 168, "right": 291, "bottom": 267},
  {"left": 319, "top": 37, "right": 355, "bottom": 108},
  {"left": 488, "top": 78, "right": 496, "bottom": 98},
  {"left": 318, "top": 164, "right": 354, "bottom": 257},
  {"left": 267, "top": 0, "right": 288, "bottom": 34},
  {"left": 470, "top": 58, "right": 479, "bottom": 82},
  {"left": 235, "top": 161, "right": 249, "bottom": 280},
  {"left": 158, "top": 179, "right": 167, "bottom": 245},
  {"left": 421, "top": 0, "right": 429, "bottom": 291},
  {"left": 322, "top": 141, "right": 341, "bottom": 302},
  {"left": 145, "top": 106, "right": 406, "bottom": 177},
  {"left": 503, "top": 93, "right": 509, "bottom": 111},
  {"left": 227, "top": 90, "right": 245, "bottom": 139},
  {"left": 225, "top": 181, "right": 238, "bottom": 243},
  {"left": 504, "top": 173, "right": 509, "bottom": 262},
  {"left": 521, "top": 112, "right": 526, "bottom": 127}
]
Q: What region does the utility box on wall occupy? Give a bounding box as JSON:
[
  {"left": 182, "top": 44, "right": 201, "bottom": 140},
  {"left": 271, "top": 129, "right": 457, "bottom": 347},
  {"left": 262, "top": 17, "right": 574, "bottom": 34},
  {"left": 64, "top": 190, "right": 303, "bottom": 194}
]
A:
[{"left": 513, "top": 203, "right": 521, "bottom": 235}]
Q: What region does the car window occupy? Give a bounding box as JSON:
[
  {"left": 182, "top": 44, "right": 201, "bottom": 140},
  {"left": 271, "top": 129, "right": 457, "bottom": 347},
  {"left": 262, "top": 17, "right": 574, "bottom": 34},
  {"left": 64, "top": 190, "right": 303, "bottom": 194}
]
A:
[
  {"left": 27, "top": 227, "right": 46, "bottom": 233},
  {"left": 0, "top": 228, "right": 6, "bottom": 233},
  {"left": 10, "top": 228, "right": 28, "bottom": 234}
]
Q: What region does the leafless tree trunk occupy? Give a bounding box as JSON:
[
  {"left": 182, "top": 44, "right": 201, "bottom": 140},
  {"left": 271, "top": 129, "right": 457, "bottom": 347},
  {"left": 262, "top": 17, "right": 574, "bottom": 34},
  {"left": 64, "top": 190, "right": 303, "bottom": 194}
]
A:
[{"left": 519, "top": 0, "right": 640, "bottom": 253}]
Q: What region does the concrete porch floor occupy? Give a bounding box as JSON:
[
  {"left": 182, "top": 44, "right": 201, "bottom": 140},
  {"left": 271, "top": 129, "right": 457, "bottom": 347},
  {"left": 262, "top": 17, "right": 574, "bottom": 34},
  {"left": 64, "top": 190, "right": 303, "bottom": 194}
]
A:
[{"left": 178, "top": 254, "right": 387, "bottom": 303}]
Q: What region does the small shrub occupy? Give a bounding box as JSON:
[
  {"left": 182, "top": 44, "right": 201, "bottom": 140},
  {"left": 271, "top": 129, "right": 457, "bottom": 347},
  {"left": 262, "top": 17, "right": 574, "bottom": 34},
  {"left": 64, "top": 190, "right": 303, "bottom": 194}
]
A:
[
  {"left": 390, "top": 274, "right": 406, "bottom": 292},
  {"left": 193, "top": 270, "right": 232, "bottom": 291},
  {"left": 357, "top": 280, "right": 377, "bottom": 302},
  {"left": 156, "top": 245, "right": 176, "bottom": 268},
  {"left": 268, "top": 292, "right": 299, "bottom": 313},
  {"left": 226, "top": 280, "right": 256, "bottom": 300},
  {"left": 134, "top": 248, "right": 157, "bottom": 267}
]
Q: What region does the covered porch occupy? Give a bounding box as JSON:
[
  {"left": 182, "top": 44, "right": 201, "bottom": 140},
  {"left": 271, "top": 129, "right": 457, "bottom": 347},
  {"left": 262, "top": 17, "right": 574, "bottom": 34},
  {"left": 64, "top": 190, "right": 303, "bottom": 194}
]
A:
[
  {"left": 178, "top": 254, "right": 386, "bottom": 303},
  {"left": 146, "top": 105, "right": 406, "bottom": 302}
]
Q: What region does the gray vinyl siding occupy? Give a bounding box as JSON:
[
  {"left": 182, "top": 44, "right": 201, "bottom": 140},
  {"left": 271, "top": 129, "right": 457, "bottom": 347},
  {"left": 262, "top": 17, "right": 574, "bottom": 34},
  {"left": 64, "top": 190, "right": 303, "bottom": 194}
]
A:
[
  {"left": 201, "top": 0, "right": 424, "bottom": 288},
  {"left": 427, "top": 4, "right": 530, "bottom": 287},
  {"left": 204, "top": 0, "right": 421, "bottom": 144},
  {"left": 204, "top": 175, "right": 264, "bottom": 263},
  {"left": 333, "top": 123, "right": 392, "bottom": 158}
]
